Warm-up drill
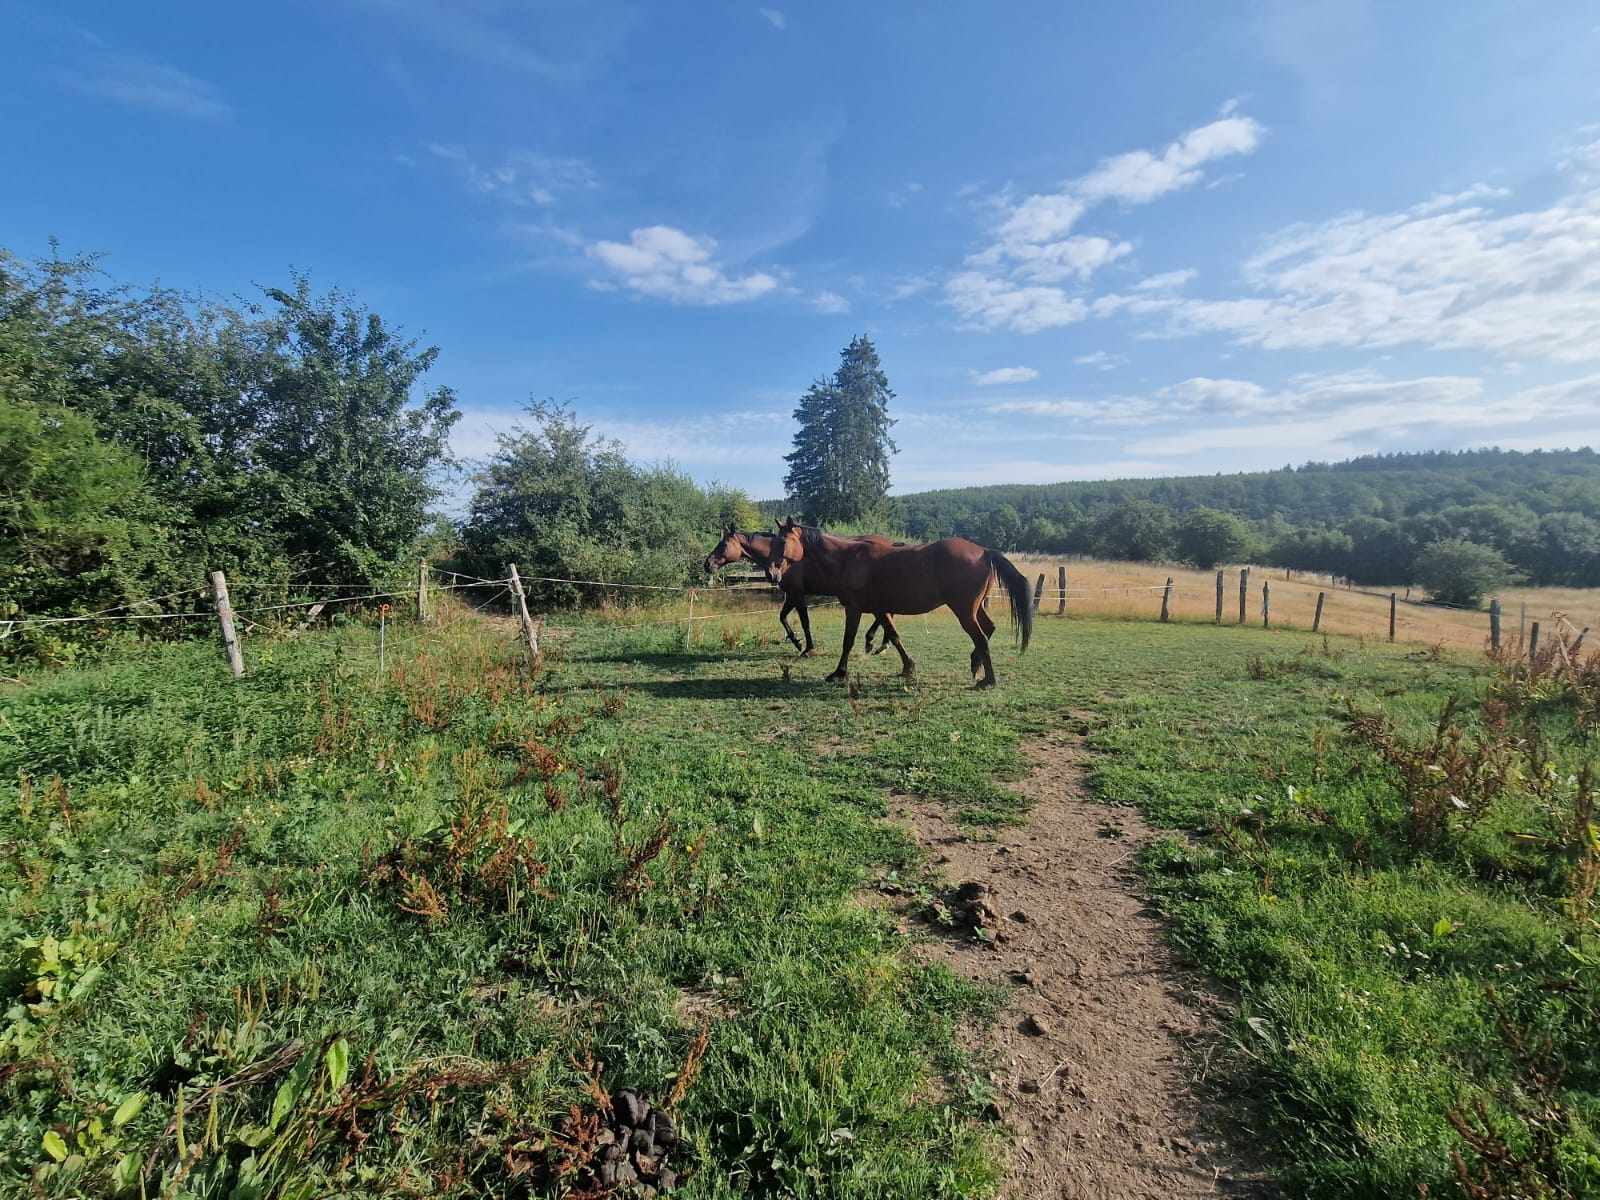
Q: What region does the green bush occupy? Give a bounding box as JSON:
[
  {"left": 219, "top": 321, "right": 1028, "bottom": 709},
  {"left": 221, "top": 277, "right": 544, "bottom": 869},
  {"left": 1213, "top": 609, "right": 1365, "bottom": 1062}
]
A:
[{"left": 1415, "top": 538, "right": 1510, "bottom": 607}]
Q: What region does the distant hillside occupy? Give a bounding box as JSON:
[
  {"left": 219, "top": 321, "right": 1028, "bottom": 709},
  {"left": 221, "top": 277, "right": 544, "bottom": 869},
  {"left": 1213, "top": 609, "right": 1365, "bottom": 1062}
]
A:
[{"left": 882, "top": 448, "right": 1600, "bottom": 587}]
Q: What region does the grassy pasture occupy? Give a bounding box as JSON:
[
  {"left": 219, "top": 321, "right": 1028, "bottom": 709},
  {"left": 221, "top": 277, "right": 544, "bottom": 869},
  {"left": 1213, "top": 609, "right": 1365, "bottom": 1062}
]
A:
[
  {"left": 2, "top": 597, "right": 1599, "bottom": 1197},
  {"left": 1011, "top": 555, "right": 1600, "bottom": 653}
]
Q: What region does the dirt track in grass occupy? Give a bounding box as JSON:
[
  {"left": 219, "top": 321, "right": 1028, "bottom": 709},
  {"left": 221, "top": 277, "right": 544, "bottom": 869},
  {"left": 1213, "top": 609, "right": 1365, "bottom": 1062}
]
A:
[{"left": 888, "top": 725, "right": 1278, "bottom": 1200}]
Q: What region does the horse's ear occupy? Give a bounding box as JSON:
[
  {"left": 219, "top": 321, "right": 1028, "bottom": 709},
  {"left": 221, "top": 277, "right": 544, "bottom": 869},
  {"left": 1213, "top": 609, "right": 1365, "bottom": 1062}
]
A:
[{"left": 723, "top": 521, "right": 735, "bottom": 535}]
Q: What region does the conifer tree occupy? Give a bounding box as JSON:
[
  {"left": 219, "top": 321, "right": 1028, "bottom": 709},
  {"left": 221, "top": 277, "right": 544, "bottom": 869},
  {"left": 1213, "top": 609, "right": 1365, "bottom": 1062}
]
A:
[{"left": 783, "top": 335, "right": 896, "bottom": 523}]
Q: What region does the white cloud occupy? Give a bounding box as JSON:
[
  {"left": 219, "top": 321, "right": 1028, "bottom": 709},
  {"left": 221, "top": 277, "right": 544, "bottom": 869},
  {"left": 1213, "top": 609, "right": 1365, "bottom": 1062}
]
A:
[
  {"left": 812, "top": 289, "right": 851, "bottom": 314},
  {"left": 1075, "top": 116, "right": 1264, "bottom": 204},
  {"left": 1134, "top": 268, "right": 1197, "bottom": 291},
  {"left": 945, "top": 272, "right": 1088, "bottom": 333},
  {"left": 949, "top": 109, "right": 1263, "bottom": 333},
  {"left": 588, "top": 226, "right": 779, "bottom": 305},
  {"left": 758, "top": 7, "right": 787, "bottom": 30},
  {"left": 887, "top": 273, "right": 937, "bottom": 302},
  {"left": 59, "top": 50, "right": 232, "bottom": 121},
  {"left": 971, "top": 366, "right": 1040, "bottom": 386},
  {"left": 1134, "top": 181, "right": 1600, "bottom": 363},
  {"left": 427, "top": 143, "right": 596, "bottom": 207},
  {"left": 453, "top": 406, "right": 790, "bottom": 467},
  {"left": 1074, "top": 350, "right": 1126, "bottom": 370}
]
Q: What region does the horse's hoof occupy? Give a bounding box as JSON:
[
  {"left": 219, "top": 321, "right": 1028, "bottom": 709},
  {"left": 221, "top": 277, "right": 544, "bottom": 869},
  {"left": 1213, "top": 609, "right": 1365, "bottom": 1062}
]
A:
[
  {"left": 799, "top": 648, "right": 816, "bottom": 658},
  {"left": 901, "top": 668, "right": 916, "bottom": 680},
  {"left": 825, "top": 671, "right": 848, "bottom": 684},
  {"left": 974, "top": 678, "right": 996, "bottom": 690}
]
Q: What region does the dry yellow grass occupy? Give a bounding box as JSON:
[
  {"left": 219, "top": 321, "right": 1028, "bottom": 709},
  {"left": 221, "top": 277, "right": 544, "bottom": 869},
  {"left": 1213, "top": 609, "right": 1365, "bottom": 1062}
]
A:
[{"left": 1011, "top": 556, "right": 1600, "bottom": 653}]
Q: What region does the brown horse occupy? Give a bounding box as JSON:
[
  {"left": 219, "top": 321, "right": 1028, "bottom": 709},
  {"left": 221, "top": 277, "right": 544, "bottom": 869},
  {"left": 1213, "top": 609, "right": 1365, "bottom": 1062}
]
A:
[
  {"left": 763, "top": 520, "right": 1032, "bottom": 687},
  {"left": 702, "top": 528, "right": 900, "bottom": 656}
]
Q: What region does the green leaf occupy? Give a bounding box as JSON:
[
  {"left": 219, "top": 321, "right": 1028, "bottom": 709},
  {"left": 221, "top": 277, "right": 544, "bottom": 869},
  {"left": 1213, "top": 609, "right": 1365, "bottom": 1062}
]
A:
[
  {"left": 269, "top": 1047, "right": 317, "bottom": 1131},
  {"left": 41, "top": 1130, "right": 68, "bottom": 1162},
  {"left": 324, "top": 1037, "right": 350, "bottom": 1092},
  {"left": 111, "top": 1151, "right": 142, "bottom": 1193},
  {"left": 1433, "top": 917, "right": 1455, "bottom": 938},
  {"left": 112, "top": 1091, "right": 147, "bottom": 1127}
]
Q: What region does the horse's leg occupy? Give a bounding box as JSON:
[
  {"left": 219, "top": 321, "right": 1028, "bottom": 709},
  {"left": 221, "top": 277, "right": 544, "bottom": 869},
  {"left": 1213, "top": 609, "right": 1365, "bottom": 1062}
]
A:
[
  {"left": 877, "top": 614, "right": 916, "bottom": 678},
  {"left": 977, "top": 608, "right": 996, "bottom": 639},
  {"left": 864, "top": 615, "right": 885, "bottom": 654},
  {"left": 952, "top": 602, "right": 996, "bottom": 688},
  {"left": 826, "top": 607, "right": 862, "bottom": 683},
  {"left": 778, "top": 596, "right": 804, "bottom": 653},
  {"left": 797, "top": 599, "right": 816, "bottom": 656}
]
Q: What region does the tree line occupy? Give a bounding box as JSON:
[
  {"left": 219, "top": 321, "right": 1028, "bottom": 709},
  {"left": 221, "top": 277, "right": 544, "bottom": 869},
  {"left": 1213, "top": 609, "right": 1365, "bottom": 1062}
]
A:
[
  {"left": 0, "top": 248, "right": 761, "bottom": 660},
  {"left": 887, "top": 449, "right": 1600, "bottom": 593}
]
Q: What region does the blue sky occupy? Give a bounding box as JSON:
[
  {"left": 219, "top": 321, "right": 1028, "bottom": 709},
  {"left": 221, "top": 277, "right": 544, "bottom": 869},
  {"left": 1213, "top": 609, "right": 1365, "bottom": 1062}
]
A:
[{"left": 4, "top": 2, "right": 1600, "bottom": 501}]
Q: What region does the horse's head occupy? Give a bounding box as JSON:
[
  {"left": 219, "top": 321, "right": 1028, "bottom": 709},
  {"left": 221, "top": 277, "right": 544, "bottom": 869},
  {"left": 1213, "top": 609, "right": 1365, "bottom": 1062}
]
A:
[
  {"left": 705, "top": 525, "right": 772, "bottom": 574},
  {"left": 765, "top": 517, "right": 805, "bottom": 585}
]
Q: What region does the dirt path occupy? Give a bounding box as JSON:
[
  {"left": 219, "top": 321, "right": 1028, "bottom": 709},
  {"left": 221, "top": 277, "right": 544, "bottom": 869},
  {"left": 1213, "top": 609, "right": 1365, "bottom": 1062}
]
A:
[{"left": 887, "top": 725, "right": 1276, "bottom": 1199}]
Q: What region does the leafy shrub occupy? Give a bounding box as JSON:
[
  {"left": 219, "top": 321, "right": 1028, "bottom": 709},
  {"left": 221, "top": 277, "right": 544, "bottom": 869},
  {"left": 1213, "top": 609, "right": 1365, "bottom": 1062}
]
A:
[{"left": 1416, "top": 539, "right": 1511, "bottom": 607}]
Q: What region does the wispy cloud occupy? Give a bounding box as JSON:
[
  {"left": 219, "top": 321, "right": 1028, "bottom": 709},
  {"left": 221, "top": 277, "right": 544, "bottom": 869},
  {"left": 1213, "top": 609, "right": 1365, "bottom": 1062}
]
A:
[
  {"left": 587, "top": 226, "right": 779, "bottom": 305},
  {"left": 758, "top": 7, "right": 787, "bottom": 31},
  {"left": 358, "top": 0, "right": 630, "bottom": 84},
  {"left": 811, "top": 290, "right": 851, "bottom": 314},
  {"left": 1074, "top": 351, "right": 1126, "bottom": 370},
  {"left": 947, "top": 106, "right": 1264, "bottom": 332},
  {"left": 57, "top": 44, "right": 232, "bottom": 121},
  {"left": 886, "top": 181, "right": 924, "bottom": 209},
  {"left": 427, "top": 143, "right": 597, "bottom": 207},
  {"left": 971, "top": 366, "right": 1040, "bottom": 386},
  {"left": 1116, "top": 175, "right": 1600, "bottom": 363}
]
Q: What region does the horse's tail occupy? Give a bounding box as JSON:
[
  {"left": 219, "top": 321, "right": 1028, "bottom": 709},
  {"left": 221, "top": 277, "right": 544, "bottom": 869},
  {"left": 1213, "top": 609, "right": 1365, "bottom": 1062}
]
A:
[{"left": 985, "top": 550, "right": 1033, "bottom": 653}]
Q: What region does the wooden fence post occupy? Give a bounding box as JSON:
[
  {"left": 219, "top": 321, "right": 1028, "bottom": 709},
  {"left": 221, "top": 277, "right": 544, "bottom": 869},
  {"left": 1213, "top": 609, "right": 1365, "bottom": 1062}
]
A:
[
  {"left": 209, "top": 570, "right": 244, "bottom": 678},
  {"left": 1057, "top": 565, "right": 1067, "bottom": 616},
  {"left": 1313, "top": 591, "right": 1326, "bottom": 633},
  {"left": 417, "top": 559, "right": 430, "bottom": 624},
  {"left": 1214, "top": 570, "right": 1224, "bottom": 624},
  {"left": 1160, "top": 577, "right": 1173, "bottom": 622},
  {"left": 1489, "top": 598, "right": 1501, "bottom": 652},
  {"left": 1238, "top": 567, "right": 1249, "bottom": 625},
  {"left": 1032, "top": 573, "right": 1045, "bottom": 614},
  {"left": 1262, "top": 580, "right": 1271, "bottom": 628},
  {"left": 507, "top": 563, "right": 540, "bottom": 666},
  {"left": 1389, "top": 593, "right": 1397, "bottom": 643},
  {"left": 1529, "top": 621, "right": 1540, "bottom": 662},
  {"left": 1572, "top": 627, "right": 1588, "bottom": 658},
  {"left": 686, "top": 588, "right": 697, "bottom": 647}
]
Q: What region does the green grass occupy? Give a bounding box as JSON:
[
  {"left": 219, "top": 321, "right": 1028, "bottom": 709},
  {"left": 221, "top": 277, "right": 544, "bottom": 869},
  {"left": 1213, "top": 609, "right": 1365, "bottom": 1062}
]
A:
[{"left": 2, "top": 604, "right": 1598, "bottom": 1197}]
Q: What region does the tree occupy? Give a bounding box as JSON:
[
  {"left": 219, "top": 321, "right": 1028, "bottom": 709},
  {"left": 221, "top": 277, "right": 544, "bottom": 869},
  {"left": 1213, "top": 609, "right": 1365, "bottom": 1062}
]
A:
[
  {"left": 783, "top": 335, "right": 896, "bottom": 524},
  {"left": 0, "top": 399, "right": 160, "bottom": 640},
  {"left": 1090, "top": 500, "right": 1173, "bottom": 561},
  {"left": 1174, "top": 507, "right": 1251, "bottom": 569},
  {"left": 1414, "top": 539, "right": 1510, "bottom": 607},
  {"left": 459, "top": 402, "right": 720, "bottom": 606}
]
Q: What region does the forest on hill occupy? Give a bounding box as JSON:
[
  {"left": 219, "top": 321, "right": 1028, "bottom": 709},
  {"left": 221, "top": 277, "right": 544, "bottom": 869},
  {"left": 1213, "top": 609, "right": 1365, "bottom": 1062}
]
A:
[{"left": 885, "top": 448, "right": 1600, "bottom": 588}]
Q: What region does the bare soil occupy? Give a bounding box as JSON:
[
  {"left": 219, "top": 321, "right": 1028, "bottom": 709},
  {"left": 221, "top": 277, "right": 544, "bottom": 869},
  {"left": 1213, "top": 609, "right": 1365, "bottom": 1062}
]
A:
[{"left": 886, "top": 725, "right": 1277, "bottom": 1199}]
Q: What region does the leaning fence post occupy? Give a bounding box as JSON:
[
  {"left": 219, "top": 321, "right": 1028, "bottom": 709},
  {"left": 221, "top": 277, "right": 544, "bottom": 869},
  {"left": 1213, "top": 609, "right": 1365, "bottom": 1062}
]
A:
[
  {"left": 1572, "top": 627, "right": 1589, "bottom": 658},
  {"left": 1529, "top": 621, "right": 1541, "bottom": 662},
  {"left": 1214, "top": 570, "right": 1224, "bottom": 624},
  {"left": 1057, "top": 565, "right": 1067, "bottom": 616},
  {"left": 1159, "top": 576, "right": 1173, "bottom": 622},
  {"left": 1489, "top": 598, "right": 1501, "bottom": 652},
  {"left": 1313, "top": 591, "right": 1326, "bottom": 633},
  {"left": 507, "top": 563, "right": 540, "bottom": 666},
  {"left": 1389, "top": 593, "right": 1397, "bottom": 643},
  {"left": 417, "top": 559, "right": 430, "bottom": 623},
  {"left": 209, "top": 570, "right": 244, "bottom": 678},
  {"left": 1262, "top": 580, "right": 1271, "bottom": 628},
  {"left": 1238, "top": 567, "right": 1249, "bottom": 625},
  {"left": 1032, "top": 573, "right": 1045, "bottom": 614}
]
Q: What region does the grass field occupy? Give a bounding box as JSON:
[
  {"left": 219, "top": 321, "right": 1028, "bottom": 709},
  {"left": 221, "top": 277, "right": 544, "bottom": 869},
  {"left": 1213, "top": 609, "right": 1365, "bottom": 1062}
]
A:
[
  {"left": 1010, "top": 556, "right": 1600, "bottom": 654},
  {"left": 3, "top": 598, "right": 1599, "bottom": 1197}
]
